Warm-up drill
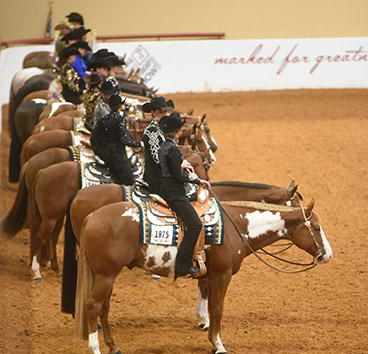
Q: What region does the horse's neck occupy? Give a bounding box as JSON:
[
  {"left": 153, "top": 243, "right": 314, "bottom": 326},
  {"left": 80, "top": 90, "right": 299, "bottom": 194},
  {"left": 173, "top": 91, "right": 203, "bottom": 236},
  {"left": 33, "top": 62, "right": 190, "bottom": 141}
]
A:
[
  {"left": 213, "top": 183, "right": 286, "bottom": 204},
  {"left": 227, "top": 205, "right": 299, "bottom": 252}
]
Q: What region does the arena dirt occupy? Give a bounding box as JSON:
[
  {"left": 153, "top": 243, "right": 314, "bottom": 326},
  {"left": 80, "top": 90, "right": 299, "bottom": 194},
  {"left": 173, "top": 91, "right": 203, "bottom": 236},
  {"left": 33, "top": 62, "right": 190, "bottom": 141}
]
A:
[{"left": 1, "top": 89, "right": 367, "bottom": 353}]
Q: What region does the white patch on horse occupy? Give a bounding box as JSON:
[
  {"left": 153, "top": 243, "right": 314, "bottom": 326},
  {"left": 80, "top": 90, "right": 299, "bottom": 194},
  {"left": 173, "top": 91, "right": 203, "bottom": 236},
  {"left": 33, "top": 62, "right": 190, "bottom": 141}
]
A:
[
  {"left": 245, "top": 211, "right": 286, "bottom": 238},
  {"left": 32, "top": 98, "right": 47, "bottom": 105},
  {"left": 121, "top": 207, "right": 140, "bottom": 223},
  {"left": 49, "top": 102, "right": 72, "bottom": 117},
  {"left": 144, "top": 244, "right": 176, "bottom": 271},
  {"left": 320, "top": 226, "right": 333, "bottom": 263},
  {"left": 88, "top": 331, "right": 101, "bottom": 354},
  {"left": 196, "top": 288, "right": 209, "bottom": 329}
]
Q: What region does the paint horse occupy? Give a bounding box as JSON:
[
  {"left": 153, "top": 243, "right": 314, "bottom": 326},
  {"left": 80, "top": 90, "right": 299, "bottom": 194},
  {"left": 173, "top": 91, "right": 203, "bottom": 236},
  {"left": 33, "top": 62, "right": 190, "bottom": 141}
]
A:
[
  {"left": 61, "top": 180, "right": 302, "bottom": 318},
  {"left": 73, "top": 190, "right": 332, "bottom": 354}
]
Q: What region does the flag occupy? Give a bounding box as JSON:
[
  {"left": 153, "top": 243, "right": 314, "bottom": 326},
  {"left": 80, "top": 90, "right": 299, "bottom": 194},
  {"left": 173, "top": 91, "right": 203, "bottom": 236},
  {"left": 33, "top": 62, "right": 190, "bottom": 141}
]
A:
[{"left": 45, "top": 1, "right": 53, "bottom": 38}]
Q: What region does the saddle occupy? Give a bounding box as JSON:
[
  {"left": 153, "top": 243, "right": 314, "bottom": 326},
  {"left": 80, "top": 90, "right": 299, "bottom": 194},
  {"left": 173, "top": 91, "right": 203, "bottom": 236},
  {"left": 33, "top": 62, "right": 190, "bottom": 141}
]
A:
[{"left": 143, "top": 186, "right": 218, "bottom": 278}]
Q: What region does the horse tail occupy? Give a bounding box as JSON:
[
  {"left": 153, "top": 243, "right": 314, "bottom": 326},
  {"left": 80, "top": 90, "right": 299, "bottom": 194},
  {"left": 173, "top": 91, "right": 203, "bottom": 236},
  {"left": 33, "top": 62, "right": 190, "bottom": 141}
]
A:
[
  {"left": 61, "top": 193, "right": 78, "bottom": 315},
  {"left": 1, "top": 161, "right": 29, "bottom": 237},
  {"left": 75, "top": 218, "right": 94, "bottom": 340}
]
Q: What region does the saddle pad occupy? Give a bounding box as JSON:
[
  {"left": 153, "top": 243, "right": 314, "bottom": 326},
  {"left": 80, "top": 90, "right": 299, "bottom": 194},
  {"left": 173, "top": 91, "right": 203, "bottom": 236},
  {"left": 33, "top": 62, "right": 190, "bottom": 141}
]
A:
[
  {"left": 132, "top": 191, "right": 224, "bottom": 246},
  {"left": 79, "top": 161, "right": 117, "bottom": 188}
]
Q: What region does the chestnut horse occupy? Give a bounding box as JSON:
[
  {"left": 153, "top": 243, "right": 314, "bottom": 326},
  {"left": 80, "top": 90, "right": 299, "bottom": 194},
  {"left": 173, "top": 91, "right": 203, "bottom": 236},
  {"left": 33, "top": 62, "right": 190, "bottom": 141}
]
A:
[
  {"left": 7, "top": 127, "right": 213, "bottom": 279},
  {"left": 73, "top": 196, "right": 332, "bottom": 354},
  {"left": 61, "top": 180, "right": 301, "bottom": 317}
]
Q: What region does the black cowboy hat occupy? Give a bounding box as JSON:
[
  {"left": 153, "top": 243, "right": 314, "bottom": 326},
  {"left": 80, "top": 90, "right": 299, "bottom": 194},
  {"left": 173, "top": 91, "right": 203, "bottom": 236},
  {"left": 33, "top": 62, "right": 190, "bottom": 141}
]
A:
[
  {"left": 70, "top": 40, "right": 92, "bottom": 52},
  {"left": 74, "top": 27, "right": 91, "bottom": 37},
  {"left": 58, "top": 46, "right": 79, "bottom": 59},
  {"left": 83, "top": 73, "right": 102, "bottom": 85},
  {"left": 142, "top": 96, "right": 175, "bottom": 113},
  {"left": 98, "top": 81, "right": 118, "bottom": 95},
  {"left": 159, "top": 111, "right": 186, "bottom": 133},
  {"left": 66, "top": 12, "right": 84, "bottom": 25},
  {"left": 108, "top": 94, "right": 125, "bottom": 107},
  {"left": 106, "top": 56, "right": 126, "bottom": 67},
  {"left": 61, "top": 30, "right": 81, "bottom": 42}
]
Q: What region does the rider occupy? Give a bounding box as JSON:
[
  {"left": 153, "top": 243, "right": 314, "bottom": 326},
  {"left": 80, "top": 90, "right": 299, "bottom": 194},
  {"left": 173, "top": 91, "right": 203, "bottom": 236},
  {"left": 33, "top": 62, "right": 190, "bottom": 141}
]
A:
[
  {"left": 141, "top": 96, "right": 175, "bottom": 193},
  {"left": 158, "top": 111, "right": 211, "bottom": 279},
  {"left": 92, "top": 80, "right": 118, "bottom": 127},
  {"left": 58, "top": 46, "right": 83, "bottom": 106},
  {"left": 91, "top": 94, "right": 144, "bottom": 185},
  {"left": 82, "top": 73, "right": 102, "bottom": 131}
]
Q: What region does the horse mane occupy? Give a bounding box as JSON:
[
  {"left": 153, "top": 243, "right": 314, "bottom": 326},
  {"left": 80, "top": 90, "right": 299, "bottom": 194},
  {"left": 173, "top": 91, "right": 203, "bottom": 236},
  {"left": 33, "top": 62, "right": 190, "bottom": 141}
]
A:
[
  {"left": 211, "top": 181, "right": 281, "bottom": 189},
  {"left": 221, "top": 200, "right": 295, "bottom": 212}
]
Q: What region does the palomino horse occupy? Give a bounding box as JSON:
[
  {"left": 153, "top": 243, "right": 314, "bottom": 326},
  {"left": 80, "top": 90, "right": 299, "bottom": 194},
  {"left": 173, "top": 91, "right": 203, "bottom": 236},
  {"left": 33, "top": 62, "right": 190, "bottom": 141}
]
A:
[
  {"left": 61, "top": 180, "right": 301, "bottom": 316},
  {"left": 73, "top": 195, "right": 332, "bottom": 354}
]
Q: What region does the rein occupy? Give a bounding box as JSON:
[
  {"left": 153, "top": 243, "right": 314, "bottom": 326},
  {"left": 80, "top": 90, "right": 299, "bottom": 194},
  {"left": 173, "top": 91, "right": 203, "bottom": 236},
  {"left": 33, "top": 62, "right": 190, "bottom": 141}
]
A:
[{"left": 208, "top": 188, "right": 318, "bottom": 274}]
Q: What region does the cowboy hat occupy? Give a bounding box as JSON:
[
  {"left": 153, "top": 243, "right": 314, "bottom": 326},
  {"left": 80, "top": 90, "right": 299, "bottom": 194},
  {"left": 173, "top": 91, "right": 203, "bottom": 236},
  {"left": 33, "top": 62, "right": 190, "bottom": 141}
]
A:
[
  {"left": 159, "top": 111, "right": 186, "bottom": 133},
  {"left": 58, "top": 46, "right": 79, "bottom": 59},
  {"left": 142, "top": 96, "right": 175, "bottom": 113},
  {"left": 70, "top": 40, "right": 92, "bottom": 52},
  {"left": 54, "top": 21, "right": 70, "bottom": 31},
  {"left": 108, "top": 94, "right": 125, "bottom": 107},
  {"left": 106, "top": 56, "right": 126, "bottom": 67},
  {"left": 83, "top": 73, "right": 102, "bottom": 85},
  {"left": 98, "top": 81, "right": 118, "bottom": 95},
  {"left": 66, "top": 12, "right": 84, "bottom": 25},
  {"left": 61, "top": 30, "right": 80, "bottom": 42}
]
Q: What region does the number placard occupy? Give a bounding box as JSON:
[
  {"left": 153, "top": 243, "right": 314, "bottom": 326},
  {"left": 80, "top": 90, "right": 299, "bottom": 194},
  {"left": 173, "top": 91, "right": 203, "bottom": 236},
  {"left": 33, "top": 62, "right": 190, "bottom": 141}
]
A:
[{"left": 150, "top": 225, "right": 173, "bottom": 245}]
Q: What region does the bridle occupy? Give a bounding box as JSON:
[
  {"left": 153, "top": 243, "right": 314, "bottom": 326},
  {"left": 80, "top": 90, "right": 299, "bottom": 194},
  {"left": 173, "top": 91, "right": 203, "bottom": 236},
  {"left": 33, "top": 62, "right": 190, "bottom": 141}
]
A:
[
  {"left": 209, "top": 188, "right": 324, "bottom": 274},
  {"left": 189, "top": 126, "right": 215, "bottom": 169}
]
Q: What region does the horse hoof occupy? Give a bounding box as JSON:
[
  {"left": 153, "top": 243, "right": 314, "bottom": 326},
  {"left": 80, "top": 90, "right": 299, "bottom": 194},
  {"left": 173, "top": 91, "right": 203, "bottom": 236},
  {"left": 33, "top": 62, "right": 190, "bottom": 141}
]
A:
[
  {"left": 33, "top": 276, "right": 43, "bottom": 282},
  {"left": 114, "top": 350, "right": 122, "bottom": 354},
  {"left": 151, "top": 275, "right": 160, "bottom": 282},
  {"left": 212, "top": 351, "right": 227, "bottom": 354},
  {"left": 198, "top": 323, "right": 205, "bottom": 329},
  {"left": 56, "top": 272, "right": 63, "bottom": 278},
  {"left": 98, "top": 323, "right": 102, "bottom": 333}
]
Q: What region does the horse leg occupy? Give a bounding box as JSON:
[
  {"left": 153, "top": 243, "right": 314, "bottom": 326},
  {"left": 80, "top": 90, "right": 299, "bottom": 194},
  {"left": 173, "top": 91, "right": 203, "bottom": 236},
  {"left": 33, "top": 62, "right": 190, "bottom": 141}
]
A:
[
  {"left": 207, "top": 271, "right": 232, "bottom": 354},
  {"left": 87, "top": 274, "right": 117, "bottom": 354},
  {"left": 31, "top": 218, "right": 57, "bottom": 280},
  {"left": 99, "top": 289, "right": 121, "bottom": 354},
  {"left": 196, "top": 278, "right": 210, "bottom": 330},
  {"left": 49, "top": 217, "right": 64, "bottom": 276}
]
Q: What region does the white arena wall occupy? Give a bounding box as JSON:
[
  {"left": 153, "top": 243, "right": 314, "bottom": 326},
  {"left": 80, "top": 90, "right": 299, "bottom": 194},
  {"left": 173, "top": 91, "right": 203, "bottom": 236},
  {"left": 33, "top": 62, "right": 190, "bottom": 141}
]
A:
[{"left": 1, "top": 37, "right": 367, "bottom": 133}]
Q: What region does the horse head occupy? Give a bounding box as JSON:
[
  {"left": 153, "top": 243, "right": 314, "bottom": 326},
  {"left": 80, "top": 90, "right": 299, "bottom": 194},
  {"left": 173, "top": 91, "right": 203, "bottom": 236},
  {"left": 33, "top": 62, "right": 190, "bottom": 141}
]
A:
[
  {"left": 199, "top": 114, "right": 218, "bottom": 153},
  {"left": 189, "top": 123, "right": 216, "bottom": 168},
  {"left": 290, "top": 199, "right": 333, "bottom": 264}
]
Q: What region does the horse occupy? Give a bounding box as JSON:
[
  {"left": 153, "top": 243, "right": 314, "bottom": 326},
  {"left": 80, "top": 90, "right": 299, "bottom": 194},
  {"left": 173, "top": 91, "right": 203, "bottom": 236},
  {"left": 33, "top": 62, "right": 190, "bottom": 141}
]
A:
[
  {"left": 1, "top": 147, "right": 72, "bottom": 269},
  {"left": 22, "top": 51, "right": 55, "bottom": 69},
  {"left": 5, "top": 126, "right": 214, "bottom": 279},
  {"left": 61, "top": 180, "right": 301, "bottom": 317},
  {"left": 22, "top": 90, "right": 56, "bottom": 104},
  {"left": 72, "top": 194, "right": 332, "bottom": 354},
  {"left": 9, "top": 99, "right": 48, "bottom": 182},
  {"left": 20, "top": 129, "right": 74, "bottom": 167}
]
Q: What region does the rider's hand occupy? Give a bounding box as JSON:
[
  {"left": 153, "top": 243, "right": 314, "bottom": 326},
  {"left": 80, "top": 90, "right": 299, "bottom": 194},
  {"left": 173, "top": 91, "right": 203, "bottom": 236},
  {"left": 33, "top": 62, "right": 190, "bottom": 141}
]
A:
[
  {"left": 182, "top": 159, "right": 194, "bottom": 173},
  {"left": 199, "top": 179, "right": 211, "bottom": 189},
  {"left": 189, "top": 172, "right": 199, "bottom": 180}
]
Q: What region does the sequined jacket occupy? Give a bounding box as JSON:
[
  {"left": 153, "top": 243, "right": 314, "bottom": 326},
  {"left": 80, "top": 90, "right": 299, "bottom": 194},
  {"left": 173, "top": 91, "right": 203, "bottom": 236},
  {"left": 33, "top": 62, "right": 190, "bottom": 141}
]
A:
[
  {"left": 83, "top": 87, "right": 100, "bottom": 129},
  {"left": 142, "top": 120, "right": 165, "bottom": 192},
  {"left": 91, "top": 110, "right": 141, "bottom": 157},
  {"left": 60, "top": 63, "right": 82, "bottom": 104},
  {"left": 93, "top": 97, "right": 110, "bottom": 126}
]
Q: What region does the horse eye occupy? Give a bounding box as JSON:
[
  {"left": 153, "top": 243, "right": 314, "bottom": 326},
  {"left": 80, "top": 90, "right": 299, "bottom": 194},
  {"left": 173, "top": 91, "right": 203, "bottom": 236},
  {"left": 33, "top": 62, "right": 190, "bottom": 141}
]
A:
[{"left": 313, "top": 225, "right": 320, "bottom": 231}]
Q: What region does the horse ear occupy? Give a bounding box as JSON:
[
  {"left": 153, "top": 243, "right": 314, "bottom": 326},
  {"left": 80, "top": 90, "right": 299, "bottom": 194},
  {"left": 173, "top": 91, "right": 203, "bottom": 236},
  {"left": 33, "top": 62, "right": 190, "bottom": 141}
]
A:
[
  {"left": 201, "top": 113, "right": 206, "bottom": 123},
  {"left": 288, "top": 180, "right": 296, "bottom": 189},
  {"left": 305, "top": 199, "right": 315, "bottom": 218},
  {"left": 192, "top": 122, "right": 198, "bottom": 133},
  {"left": 187, "top": 109, "right": 194, "bottom": 115}
]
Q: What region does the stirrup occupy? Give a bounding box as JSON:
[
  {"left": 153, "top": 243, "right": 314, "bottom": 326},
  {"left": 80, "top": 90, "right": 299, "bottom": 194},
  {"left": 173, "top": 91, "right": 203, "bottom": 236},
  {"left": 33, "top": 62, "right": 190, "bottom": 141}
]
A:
[{"left": 192, "top": 251, "right": 207, "bottom": 278}]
